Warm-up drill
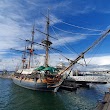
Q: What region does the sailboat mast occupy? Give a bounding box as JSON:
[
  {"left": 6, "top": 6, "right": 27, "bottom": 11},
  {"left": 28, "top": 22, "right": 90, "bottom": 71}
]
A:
[
  {"left": 45, "top": 11, "right": 49, "bottom": 67},
  {"left": 42, "top": 10, "right": 52, "bottom": 67},
  {"left": 28, "top": 25, "right": 35, "bottom": 68},
  {"left": 22, "top": 45, "right": 26, "bottom": 69}
]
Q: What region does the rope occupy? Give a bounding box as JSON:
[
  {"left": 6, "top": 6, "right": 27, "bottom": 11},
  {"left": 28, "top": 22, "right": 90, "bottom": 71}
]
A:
[
  {"left": 87, "top": 36, "right": 107, "bottom": 65},
  {"left": 51, "top": 25, "right": 78, "bottom": 55},
  {"left": 50, "top": 49, "right": 71, "bottom": 62},
  {"left": 59, "top": 20, "right": 103, "bottom": 32},
  {"left": 52, "top": 25, "right": 102, "bottom": 36},
  {"left": 50, "top": 15, "right": 103, "bottom": 32}
]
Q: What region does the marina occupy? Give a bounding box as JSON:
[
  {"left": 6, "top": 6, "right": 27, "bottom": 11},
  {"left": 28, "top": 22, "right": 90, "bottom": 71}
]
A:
[
  {"left": 0, "top": 78, "right": 109, "bottom": 110},
  {"left": 9, "top": 11, "right": 110, "bottom": 92},
  {"left": 1, "top": 0, "right": 110, "bottom": 110}
]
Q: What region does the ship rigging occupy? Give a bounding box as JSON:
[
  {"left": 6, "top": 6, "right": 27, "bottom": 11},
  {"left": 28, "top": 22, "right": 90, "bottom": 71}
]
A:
[{"left": 11, "top": 11, "right": 110, "bottom": 92}]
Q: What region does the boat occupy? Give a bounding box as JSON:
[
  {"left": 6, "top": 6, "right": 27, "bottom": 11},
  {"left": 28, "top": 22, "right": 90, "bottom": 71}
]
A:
[
  {"left": 12, "top": 12, "right": 110, "bottom": 92},
  {"left": 12, "top": 13, "right": 65, "bottom": 92}
]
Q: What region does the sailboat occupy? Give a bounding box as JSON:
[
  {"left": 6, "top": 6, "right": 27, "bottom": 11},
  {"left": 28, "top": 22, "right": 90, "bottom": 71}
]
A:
[
  {"left": 12, "top": 13, "right": 65, "bottom": 92},
  {"left": 12, "top": 12, "right": 110, "bottom": 92}
]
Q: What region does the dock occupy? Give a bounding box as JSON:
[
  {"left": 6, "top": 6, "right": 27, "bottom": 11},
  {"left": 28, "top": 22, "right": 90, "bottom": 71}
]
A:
[
  {"left": 59, "top": 80, "right": 78, "bottom": 91},
  {"left": 96, "top": 89, "right": 110, "bottom": 110},
  {"left": 0, "top": 74, "right": 12, "bottom": 79},
  {"left": 68, "top": 76, "right": 108, "bottom": 84}
]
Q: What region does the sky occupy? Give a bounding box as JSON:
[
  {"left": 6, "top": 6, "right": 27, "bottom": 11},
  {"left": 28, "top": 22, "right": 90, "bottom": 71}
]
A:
[{"left": 0, "top": 0, "right": 110, "bottom": 71}]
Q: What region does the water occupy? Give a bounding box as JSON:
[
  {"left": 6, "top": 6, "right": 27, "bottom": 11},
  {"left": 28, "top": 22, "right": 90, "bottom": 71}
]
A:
[{"left": 0, "top": 78, "right": 109, "bottom": 110}]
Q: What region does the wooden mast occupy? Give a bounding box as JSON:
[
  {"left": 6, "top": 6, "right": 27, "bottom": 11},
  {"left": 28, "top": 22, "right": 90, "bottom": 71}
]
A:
[
  {"left": 28, "top": 24, "right": 35, "bottom": 68},
  {"left": 22, "top": 45, "right": 26, "bottom": 69},
  {"left": 59, "top": 29, "right": 110, "bottom": 75},
  {"left": 45, "top": 10, "right": 49, "bottom": 67},
  {"left": 42, "top": 10, "right": 52, "bottom": 67}
]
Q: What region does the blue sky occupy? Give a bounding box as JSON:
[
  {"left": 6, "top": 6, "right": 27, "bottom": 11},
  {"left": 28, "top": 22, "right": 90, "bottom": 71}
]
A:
[{"left": 0, "top": 0, "right": 110, "bottom": 71}]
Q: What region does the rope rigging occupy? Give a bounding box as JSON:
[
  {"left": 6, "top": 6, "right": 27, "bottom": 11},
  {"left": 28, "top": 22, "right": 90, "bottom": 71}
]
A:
[
  {"left": 51, "top": 25, "right": 88, "bottom": 67},
  {"left": 50, "top": 15, "right": 103, "bottom": 32},
  {"left": 42, "top": 13, "right": 103, "bottom": 36},
  {"left": 50, "top": 25, "right": 79, "bottom": 55},
  {"left": 52, "top": 25, "right": 102, "bottom": 36},
  {"left": 50, "top": 49, "right": 72, "bottom": 62},
  {"left": 50, "top": 24, "right": 98, "bottom": 67},
  {"left": 86, "top": 35, "right": 108, "bottom": 65}
]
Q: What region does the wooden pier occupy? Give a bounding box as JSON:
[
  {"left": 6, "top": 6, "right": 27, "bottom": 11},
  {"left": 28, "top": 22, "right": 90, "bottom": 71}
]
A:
[
  {"left": 0, "top": 74, "right": 12, "bottom": 79},
  {"left": 59, "top": 80, "right": 78, "bottom": 91},
  {"left": 96, "top": 89, "right": 110, "bottom": 110}
]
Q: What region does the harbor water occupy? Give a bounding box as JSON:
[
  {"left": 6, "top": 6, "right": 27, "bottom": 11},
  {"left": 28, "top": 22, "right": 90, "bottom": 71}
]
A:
[{"left": 0, "top": 78, "right": 110, "bottom": 110}]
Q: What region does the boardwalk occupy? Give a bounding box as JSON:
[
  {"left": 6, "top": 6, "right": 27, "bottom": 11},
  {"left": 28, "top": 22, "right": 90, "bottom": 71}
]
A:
[{"left": 96, "top": 89, "right": 110, "bottom": 110}]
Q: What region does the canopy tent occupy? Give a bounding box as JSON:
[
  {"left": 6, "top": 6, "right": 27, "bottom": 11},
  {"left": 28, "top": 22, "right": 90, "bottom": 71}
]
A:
[
  {"left": 34, "top": 66, "right": 59, "bottom": 74},
  {"left": 34, "top": 66, "right": 45, "bottom": 71},
  {"left": 42, "top": 67, "right": 59, "bottom": 74},
  {"left": 21, "top": 68, "right": 35, "bottom": 74}
]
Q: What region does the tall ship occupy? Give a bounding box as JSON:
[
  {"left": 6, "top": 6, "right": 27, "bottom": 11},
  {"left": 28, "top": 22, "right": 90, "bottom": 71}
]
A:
[
  {"left": 12, "top": 13, "right": 66, "bottom": 92},
  {"left": 12, "top": 12, "right": 110, "bottom": 92}
]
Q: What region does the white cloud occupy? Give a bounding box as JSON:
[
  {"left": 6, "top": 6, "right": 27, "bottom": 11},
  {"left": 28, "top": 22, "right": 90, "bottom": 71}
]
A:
[
  {"left": 0, "top": 0, "right": 109, "bottom": 71},
  {"left": 52, "top": 35, "right": 86, "bottom": 47},
  {"left": 85, "top": 56, "right": 110, "bottom": 66},
  {"left": 76, "top": 55, "right": 110, "bottom": 71},
  {"left": 48, "top": 54, "right": 110, "bottom": 71},
  {"left": 1, "top": 51, "right": 110, "bottom": 71}
]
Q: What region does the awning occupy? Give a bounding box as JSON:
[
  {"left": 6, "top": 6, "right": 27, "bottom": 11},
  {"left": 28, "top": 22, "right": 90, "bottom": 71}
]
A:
[
  {"left": 21, "top": 68, "right": 34, "bottom": 74},
  {"left": 34, "top": 66, "right": 45, "bottom": 71},
  {"left": 42, "top": 67, "right": 59, "bottom": 74}
]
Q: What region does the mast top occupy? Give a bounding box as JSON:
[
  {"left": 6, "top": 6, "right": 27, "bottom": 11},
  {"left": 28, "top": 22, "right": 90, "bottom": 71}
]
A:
[
  {"left": 28, "top": 23, "right": 35, "bottom": 68},
  {"left": 42, "top": 10, "right": 52, "bottom": 67}
]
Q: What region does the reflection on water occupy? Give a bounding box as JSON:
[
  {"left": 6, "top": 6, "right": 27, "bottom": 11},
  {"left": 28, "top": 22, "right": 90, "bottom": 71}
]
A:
[{"left": 0, "top": 78, "right": 109, "bottom": 110}]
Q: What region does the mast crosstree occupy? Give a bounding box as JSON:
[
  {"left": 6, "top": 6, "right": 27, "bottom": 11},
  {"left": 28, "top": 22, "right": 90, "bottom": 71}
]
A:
[{"left": 42, "top": 10, "right": 52, "bottom": 67}]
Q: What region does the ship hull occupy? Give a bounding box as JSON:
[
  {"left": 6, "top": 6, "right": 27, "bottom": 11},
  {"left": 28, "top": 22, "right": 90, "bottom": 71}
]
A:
[{"left": 13, "top": 77, "right": 55, "bottom": 91}]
